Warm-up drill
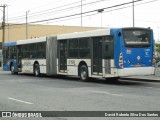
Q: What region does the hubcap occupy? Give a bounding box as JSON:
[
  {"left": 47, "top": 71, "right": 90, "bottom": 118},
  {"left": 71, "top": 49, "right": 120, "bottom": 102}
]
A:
[
  {"left": 81, "top": 69, "right": 86, "bottom": 80},
  {"left": 11, "top": 66, "right": 14, "bottom": 72},
  {"left": 35, "top": 68, "right": 38, "bottom": 76}
]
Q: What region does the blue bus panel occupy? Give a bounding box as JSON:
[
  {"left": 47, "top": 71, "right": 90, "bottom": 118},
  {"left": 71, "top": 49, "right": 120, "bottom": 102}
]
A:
[{"left": 3, "top": 42, "right": 16, "bottom": 47}]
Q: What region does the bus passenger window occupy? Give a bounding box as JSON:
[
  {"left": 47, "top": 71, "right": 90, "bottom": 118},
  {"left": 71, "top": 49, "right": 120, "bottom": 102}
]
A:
[
  {"left": 105, "top": 46, "right": 109, "bottom": 51},
  {"left": 103, "top": 36, "right": 114, "bottom": 59},
  {"left": 69, "top": 39, "right": 78, "bottom": 58},
  {"left": 79, "top": 38, "right": 90, "bottom": 58}
]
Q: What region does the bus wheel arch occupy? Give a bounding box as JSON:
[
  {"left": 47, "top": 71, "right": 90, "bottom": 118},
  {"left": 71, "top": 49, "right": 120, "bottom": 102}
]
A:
[
  {"left": 33, "top": 61, "right": 40, "bottom": 77},
  {"left": 78, "top": 61, "right": 89, "bottom": 81}
]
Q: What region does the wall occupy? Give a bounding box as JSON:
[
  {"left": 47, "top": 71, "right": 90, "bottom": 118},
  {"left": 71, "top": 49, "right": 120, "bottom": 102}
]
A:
[{"left": 0, "top": 24, "right": 98, "bottom": 42}]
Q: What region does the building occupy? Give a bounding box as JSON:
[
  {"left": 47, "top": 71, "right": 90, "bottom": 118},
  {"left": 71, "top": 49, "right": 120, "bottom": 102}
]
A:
[
  {"left": 0, "top": 24, "right": 98, "bottom": 69},
  {"left": 0, "top": 24, "right": 98, "bottom": 42}
]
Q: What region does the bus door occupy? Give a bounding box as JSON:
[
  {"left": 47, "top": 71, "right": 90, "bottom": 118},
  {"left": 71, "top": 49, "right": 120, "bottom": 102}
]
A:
[
  {"left": 59, "top": 40, "right": 67, "bottom": 72},
  {"left": 17, "top": 45, "right": 22, "bottom": 71},
  {"left": 102, "top": 36, "right": 114, "bottom": 75},
  {"left": 92, "top": 37, "right": 102, "bottom": 75}
]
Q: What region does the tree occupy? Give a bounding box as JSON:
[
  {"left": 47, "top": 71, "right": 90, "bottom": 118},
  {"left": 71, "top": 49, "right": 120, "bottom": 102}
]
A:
[{"left": 155, "top": 43, "right": 160, "bottom": 59}]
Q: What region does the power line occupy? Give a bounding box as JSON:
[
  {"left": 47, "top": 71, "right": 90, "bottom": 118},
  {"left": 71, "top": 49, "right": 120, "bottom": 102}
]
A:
[
  {"left": 6, "top": 0, "right": 158, "bottom": 29},
  {"left": 8, "top": 0, "right": 112, "bottom": 22},
  {"left": 28, "top": 0, "right": 111, "bottom": 19},
  {"left": 114, "top": 0, "right": 159, "bottom": 23},
  {"left": 10, "top": 0, "right": 81, "bottom": 17},
  {"left": 8, "top": 0, "right": 84, "bottom": 20},
  {"left": 32, "top": 0, "right": 160, "bottom": 25},
  {"left": 28, "top": 0, "right": 145, "bottom": 24}
]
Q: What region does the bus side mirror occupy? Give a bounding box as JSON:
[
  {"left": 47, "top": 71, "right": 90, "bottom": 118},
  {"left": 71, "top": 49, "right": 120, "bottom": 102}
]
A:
[{"left": 118, "top": 32, "right": 121, "bottom": 37}]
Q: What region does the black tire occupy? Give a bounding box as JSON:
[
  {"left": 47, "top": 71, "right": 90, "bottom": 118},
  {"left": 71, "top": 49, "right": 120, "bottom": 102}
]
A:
[
  {"left": 34, "top": 64, "right": 40, "bottom": 77},
  {"left": 79, "top": 65, "right": 89, "bottom": 81}
]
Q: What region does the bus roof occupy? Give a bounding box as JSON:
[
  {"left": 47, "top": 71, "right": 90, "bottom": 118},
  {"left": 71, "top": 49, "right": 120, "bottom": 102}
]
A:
[
  {"left": 57, "top": 28, "right": 110, "bottom": 40},
  {"left": 3, "top": 42, "right": 16, "bottom": 47},
  {"left": 17, "top": 37, "right": 46, "bottom": 45}
]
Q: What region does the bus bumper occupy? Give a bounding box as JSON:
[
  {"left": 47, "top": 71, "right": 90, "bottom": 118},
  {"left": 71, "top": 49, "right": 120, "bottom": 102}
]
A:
[{"left": 117, "top": 67, "right": 155, "bottom": 76}]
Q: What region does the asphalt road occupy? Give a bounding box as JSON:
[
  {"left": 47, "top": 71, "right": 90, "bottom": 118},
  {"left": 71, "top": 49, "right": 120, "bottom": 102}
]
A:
[{"left": 0, "top": 71, "right": 160, "bottom": 120}]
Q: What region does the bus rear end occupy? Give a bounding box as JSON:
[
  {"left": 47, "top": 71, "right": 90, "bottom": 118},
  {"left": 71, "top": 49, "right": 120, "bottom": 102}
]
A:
[{"left": 112, "top": 28, "right": 154, "bottom": 77}]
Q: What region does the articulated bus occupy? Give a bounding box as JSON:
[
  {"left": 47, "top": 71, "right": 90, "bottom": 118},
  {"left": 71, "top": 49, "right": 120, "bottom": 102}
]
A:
[{"left": 3, "top": 27, "right": 155, "bottom": 81}]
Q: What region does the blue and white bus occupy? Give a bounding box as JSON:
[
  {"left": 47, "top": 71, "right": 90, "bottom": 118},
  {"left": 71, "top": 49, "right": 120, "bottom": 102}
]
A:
[{"left": 3, "top": 27, "right": 155, "bottom": 81}]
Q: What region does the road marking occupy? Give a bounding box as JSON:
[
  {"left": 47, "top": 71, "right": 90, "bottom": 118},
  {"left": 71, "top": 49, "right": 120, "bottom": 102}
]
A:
[
  {"left": 90, "top": 91, "right": 123, "bottom": 97},
  {"left": 8, "top": 97, "right": 33, "bottom": 105}
]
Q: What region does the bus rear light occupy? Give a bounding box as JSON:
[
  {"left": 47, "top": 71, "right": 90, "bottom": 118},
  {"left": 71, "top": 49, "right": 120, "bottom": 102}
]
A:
[
  {"left": 119, "top": 63, "right": 123, "bottom": 67},
  {"left": 119, "top": 56, "right": 123, "bottom": 60},
  {"left": 119, "top": 52, "right": 123, "bottom": 68}
]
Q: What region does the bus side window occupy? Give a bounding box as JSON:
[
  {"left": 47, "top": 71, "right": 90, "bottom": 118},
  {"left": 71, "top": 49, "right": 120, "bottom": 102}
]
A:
[
  {"left": 79, "top": 38, "right": 90, "bottom": 58},
  {"left": 105, "top": 45, "right": 109, "bottom": 51},
  {"left": 69, "top": 39, "right": 78, "bottom": 58},
  {"left": 103, "top": 36, "right": 114, "bottom": 59}
]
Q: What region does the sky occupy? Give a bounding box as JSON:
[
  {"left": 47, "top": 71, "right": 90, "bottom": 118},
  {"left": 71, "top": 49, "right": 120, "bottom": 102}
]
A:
[{"left": 0, "top": 0, "right": 160, "bottom": 41}]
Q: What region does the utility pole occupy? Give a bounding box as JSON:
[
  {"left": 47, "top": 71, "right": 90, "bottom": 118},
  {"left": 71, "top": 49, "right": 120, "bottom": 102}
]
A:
[
  {"left": 0, "top": 5, "right": 6, "bottom": 45},
  {"left": 81, "top": 0, "right": 82, "bottom": 27},
  {"left": 0, "top": 5, "right": 6, "bottom": 69},
  {"left": 132, "top": 0, "right": 135, "bottom": 27},
  {"left": 98, "top": 9, "right": 104, "bottom": 28},
  {"left": 26, "top": 10, "right": 30, "bottom": 39}
]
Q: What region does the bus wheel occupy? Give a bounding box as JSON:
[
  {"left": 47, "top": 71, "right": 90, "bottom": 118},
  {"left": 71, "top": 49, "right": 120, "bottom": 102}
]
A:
[
  {"left": 80, "top": 65, "right": 89, "bottom": 81},
  {"left": 34, "top": 64, "right": 40, "bottom": 77},
  {"left": 11, "top": 64, "right": 15, "bottom": 74}
]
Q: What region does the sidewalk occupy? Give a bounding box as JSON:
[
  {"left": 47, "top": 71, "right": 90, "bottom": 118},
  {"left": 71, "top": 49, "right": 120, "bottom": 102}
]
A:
[{"left": 121, "top": 75, "right": 160, "bottom": 82}]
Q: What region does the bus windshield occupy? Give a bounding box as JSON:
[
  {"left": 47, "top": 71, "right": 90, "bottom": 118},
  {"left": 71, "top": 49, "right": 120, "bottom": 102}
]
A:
[{"left": 123, "top": 28, "right": 151, "bottom": 47}]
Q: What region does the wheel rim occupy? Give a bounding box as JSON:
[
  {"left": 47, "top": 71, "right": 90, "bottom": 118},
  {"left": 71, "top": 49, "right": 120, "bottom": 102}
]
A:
[
  {"left": 35, "top": 68, "right": 38, "bottom": 76},
  {"left": 35, "top": 70, "right": 38, "bottom": 76},
  {"left": 34, "top": 64, "right": 40, "bottom": 76},
  {"left": 81, "top": 68, "right": 87, "bottom": 80},
  {"left": 11, "top": 65, "right": 14, "bottom": 73}
]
